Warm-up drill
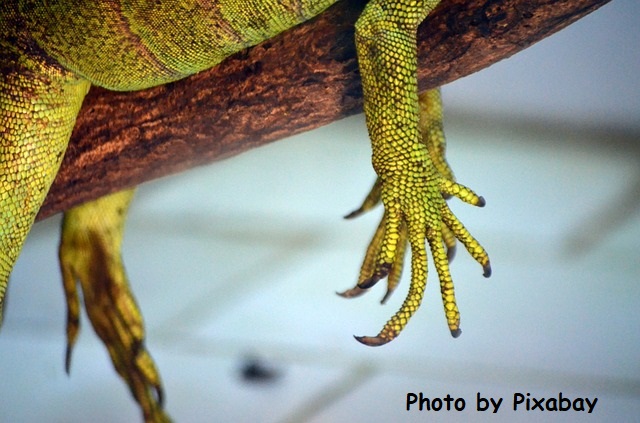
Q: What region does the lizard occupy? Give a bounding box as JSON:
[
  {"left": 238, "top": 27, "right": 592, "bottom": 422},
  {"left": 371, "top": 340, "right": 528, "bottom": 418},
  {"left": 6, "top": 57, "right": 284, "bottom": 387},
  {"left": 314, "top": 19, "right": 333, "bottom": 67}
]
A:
[{"left": 0, "top": 1, "right": 490, "bottom": 421}]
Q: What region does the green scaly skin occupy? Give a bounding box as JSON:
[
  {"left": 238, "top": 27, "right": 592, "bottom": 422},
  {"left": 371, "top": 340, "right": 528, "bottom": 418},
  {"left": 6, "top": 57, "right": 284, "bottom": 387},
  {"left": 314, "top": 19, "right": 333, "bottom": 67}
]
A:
[
  {"left": 0, "top": 16, "right": 90, "bottom": 323},
  {"left": 1, "top": 1, "right": 491, "bottom": 421}
]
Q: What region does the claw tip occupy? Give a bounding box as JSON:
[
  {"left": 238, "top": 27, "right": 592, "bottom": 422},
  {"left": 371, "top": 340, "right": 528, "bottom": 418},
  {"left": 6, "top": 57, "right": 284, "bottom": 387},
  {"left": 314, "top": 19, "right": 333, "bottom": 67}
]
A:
[
  {"left": 336, "top": 287, "right": 366, "bottom": 299},
  {"left": 483, "top": 262, "right": 492, "bottom": 278},
  {"left": 64, "top": 346, "right": 73, "bottom": 375},
  {"left": 477, "top": 196, "right": 486, "bottom": 207},
  {"left": 450, "top": 328, "right": 462, "bottom": 338},
  {"left": 354, "top": 335, "right": 390, "bottom": 347},
  {"left": 446, "top": 244, "right": 457, "bottom": 262},
  {"left": 344, "top": 208, "right": 363, "bottom": 219},
  {"left": 155, "top": 384, "right": 165, "bottom": 408}
]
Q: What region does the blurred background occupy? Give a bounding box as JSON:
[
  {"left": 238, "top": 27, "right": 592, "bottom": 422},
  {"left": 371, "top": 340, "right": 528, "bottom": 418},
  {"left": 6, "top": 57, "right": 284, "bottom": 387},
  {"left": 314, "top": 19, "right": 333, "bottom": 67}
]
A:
[{"left": 1, "top": 0, "right": 638, "bottom": 421}]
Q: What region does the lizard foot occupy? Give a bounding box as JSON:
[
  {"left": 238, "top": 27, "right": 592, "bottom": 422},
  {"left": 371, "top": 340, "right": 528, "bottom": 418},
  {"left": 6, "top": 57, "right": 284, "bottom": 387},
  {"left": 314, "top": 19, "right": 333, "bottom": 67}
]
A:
[
  {"left": 59, "top": 190, "right": 170, "bottom": 423},
  {"left": 343, "top": 174, "right": 490, "bottom": 346},
  {"left": 339, "top": 89, "right": 490, "bottom": 346}
]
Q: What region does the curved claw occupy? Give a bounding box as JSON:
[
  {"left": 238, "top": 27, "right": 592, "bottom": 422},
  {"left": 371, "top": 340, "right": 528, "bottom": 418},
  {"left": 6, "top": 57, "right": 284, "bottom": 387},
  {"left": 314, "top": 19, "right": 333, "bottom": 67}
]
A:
[
  {"left": 354, "top": 334, "right": 392, "bottom": 347},
  {"left": 344, "top": 208, "right": 365, "bottom": 219},
  {"left": 336, "top": 286, "right": 368, "bottom": 299},
  {"left": 483, "top": 262, "right": 492, "bottom": 278},
  {"left": 446, "top": 243, "right": 457, "bottom": 262}
]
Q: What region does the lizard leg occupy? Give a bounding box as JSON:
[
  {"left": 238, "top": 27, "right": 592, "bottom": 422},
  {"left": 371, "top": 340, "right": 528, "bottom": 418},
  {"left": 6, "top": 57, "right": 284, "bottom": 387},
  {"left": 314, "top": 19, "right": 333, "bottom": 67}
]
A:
[
  {"left": 349, "top": 0, "right": 490, "bottom": 346},
  {"left": 0, "top": 41, "right": 89, "bottom": 325},
  {"left": 60, "top": 189, "right": 170, "bottom": 423}
]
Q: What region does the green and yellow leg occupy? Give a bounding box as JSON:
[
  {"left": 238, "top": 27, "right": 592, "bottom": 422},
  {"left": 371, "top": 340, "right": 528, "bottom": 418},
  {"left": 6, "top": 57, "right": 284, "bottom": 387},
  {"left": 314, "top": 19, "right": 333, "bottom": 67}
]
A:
[
  {"left": 341, "top": 0, "right": 490, "bottom": 346},
  {"left": 0, "top": 43, "right": 89, "bottom": 325},
  {"left": 60, "top": 189, "right": 169, "bottom": 423}
]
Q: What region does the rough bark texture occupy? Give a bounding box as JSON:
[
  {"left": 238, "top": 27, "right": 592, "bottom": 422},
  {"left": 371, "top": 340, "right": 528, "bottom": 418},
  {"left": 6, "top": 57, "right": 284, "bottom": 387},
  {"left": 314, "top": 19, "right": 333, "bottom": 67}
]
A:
[{"left": 38, "top": 0, "right": 611, "bottom": 220}]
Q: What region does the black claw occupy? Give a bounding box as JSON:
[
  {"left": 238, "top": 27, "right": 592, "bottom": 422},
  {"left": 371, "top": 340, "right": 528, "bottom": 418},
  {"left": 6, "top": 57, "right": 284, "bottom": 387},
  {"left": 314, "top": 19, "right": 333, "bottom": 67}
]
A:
[
  {"left": 336, "top": 287, "right": 367, "bottom": 299},
  {"left": 354, "top": 335, "right": 390, "bottom": 347},
  {"left": 446, "top": 244, "right": 457, "bottom": 262},
  {"left": 451, "top": 328, "right": 462, "bottom": 338},
  {"left": 380, "top": 289, "right": 393, "bottom": 305},
  {"left": 344, "top": 208, "right": 364, "bottom": 219},
  {"left": 64, "top": 345, "right": 73, "bottom": 375},
  {"left": 154, "top": 384, "right": 165, "bottom": 408},
  {"left": 483, "top": 262, "right": 492, "bottom": 278},
  {"left": 477, "top": 196, "right": 486, "bottom": 207}
]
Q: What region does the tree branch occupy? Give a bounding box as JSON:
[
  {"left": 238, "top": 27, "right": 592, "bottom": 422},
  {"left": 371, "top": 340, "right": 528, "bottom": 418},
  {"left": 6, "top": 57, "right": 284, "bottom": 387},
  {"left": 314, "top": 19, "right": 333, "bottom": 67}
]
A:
[{"left": 38, "top": 0, "right": 610, "bottom": 220}]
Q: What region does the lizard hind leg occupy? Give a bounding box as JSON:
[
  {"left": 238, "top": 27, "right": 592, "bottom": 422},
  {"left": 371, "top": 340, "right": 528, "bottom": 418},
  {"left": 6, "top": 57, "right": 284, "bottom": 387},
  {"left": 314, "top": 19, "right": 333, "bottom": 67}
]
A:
[
  {"left": 346, "top": 4, "right": 490, "bottom": 346},
  {"left": 347, "top": 0, "right": 489, "bottom": 346},
  {"left": 59, "top": 189, "right": 170, "bottom": 423},
  {"left": 342, "top": 65, "right": 490, "bottom": 343}
]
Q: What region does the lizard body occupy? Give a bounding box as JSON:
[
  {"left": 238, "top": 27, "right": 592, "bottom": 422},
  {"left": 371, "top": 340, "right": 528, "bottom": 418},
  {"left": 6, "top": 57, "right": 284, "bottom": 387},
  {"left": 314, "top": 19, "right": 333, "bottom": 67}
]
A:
[
  {"left": 1, "top": 1, "right": 490, "bottom": 420},
  {"left": 10, "top": 1, "right": 336, "bottom": 91}
]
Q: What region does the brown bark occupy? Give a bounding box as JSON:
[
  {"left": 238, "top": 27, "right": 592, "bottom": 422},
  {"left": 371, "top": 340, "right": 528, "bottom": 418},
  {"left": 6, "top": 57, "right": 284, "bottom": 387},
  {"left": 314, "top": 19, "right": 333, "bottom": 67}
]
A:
[{"left": 37, "top": 0, "right": 611, "bottom": 220}]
